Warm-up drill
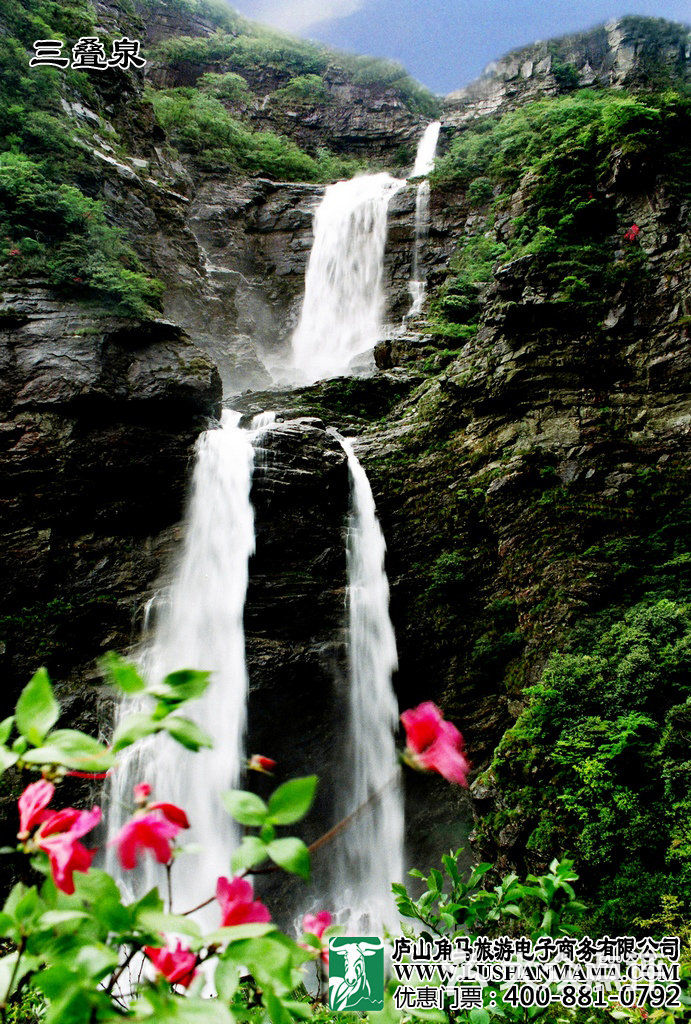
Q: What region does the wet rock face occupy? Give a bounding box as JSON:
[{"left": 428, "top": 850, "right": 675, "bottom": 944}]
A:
[
  {"left": 0, "top": 295, "right": 221, "bottom": 713},
  {"left": 243, "top": 419, "right": 350, "bottom": 919},
  {"left": 179, "top": 179, "right": 324, "bottom": 390}
]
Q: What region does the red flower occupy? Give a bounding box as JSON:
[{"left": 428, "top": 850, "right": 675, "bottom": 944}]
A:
[
  {"left": 144, "top": 941, "right": 198, "bottom": 988},
  {"left": 133, "top": 782, "right": 151, "bottom": 803},
  {"left": 216, "top": 876, "right": 271, "bottom": 927},
  {"left": 148, "top": 802, "right": 190, "bottom": 828},
  {"left": 624, "top": 223, "right": 640, "bottom": 242},
  {"left": 401, "top": 702, "right": 469, "bottom": 786},
  {"left": 302, "top": 911, "right": 331, "bottom": 939},
  {"left": 302, "top": 910, "right": 332, "bottom": 965},
  {"left": 248, "top": 754, "right": 276, "bottom": 774},
  {"left": 8, "top": 247, "right": 20, "bottom": 257},
  {"left": 18, "top": 779, "right": 54, "bottom": 839},
  {"left": 110, "top": 810, "right": 184, "bottom": 871},
  {"left": 35, "top": 807, "right": 101, "bottom": 894}
]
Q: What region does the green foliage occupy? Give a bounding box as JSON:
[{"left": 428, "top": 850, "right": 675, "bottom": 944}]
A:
[
  {"left": 152, "top": 25, "right": 439, "bottom": 118},
  {"left": 272, "top": 74, "right": 330, "bottom": 105},
  {"left": 0, "top": 153, "right": 163, "bottom": 315},
  {"left": 427, "top": 89, "right": 689, "bottom": 335},
  {"left": 198, "top": 71, "right": 250, "bottom": 101},
  {"left": 0, "top": 657, "right": 323, "bottom": 1024},
  {"left": 149, "top": 87, "right": 362, "bottom": 182},
  {"left": 391, "top": 852, "right": 586, "bottom": 1021},
  {"left": 224, "top": 776, "right": 318, "bottom": 879},
  {"left": 492, "top": 598, "right": 691, "bottom": 931}
]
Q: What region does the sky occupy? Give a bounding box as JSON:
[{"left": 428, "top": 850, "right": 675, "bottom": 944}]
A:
[{"left": 229, "top": 0, "right": 690, "bottom": 94}]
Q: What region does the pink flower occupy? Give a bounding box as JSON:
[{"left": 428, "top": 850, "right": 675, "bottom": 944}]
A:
[
  {"left": 18, "top": 779, "right": 54, "bottom": 839},
  {"left": 110, "top": 810, "right": 184, "bottom": 871},
  {"left": 624, "top": 223, "right": 640, "bottom": 242},
  {"left": 35, "top": 807, "right": 101, "bottom": 894},
  {"left": 144, "top": 941, "right": 198, "bottom": 988},
  {"left": 133, "top": 782, "right": 152, "bottom": 803},
  {"left": 302, "top": 911, "right": 331, "bottom": 939},
  {"left": 248, "top": 754, "right": 276, "bottom": 774},
  {"left": 401, "top": 701, "right": 469, "bottom": 786},
  {"left": 216, "top": 876, "right": 271, "bottom": 927},
  {"left": 302, "top": 910, "right": 332, "bottom": 965},
  {"left": 148, "top": 802, "right": 190, "bottom": 829}
]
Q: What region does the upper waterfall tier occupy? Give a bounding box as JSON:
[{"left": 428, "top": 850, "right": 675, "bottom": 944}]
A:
[
  {"left": 411, "top": 120, "right": 441, "bottom": 177},
  {"left": 290, "top": 173, "right": 405, "bottom": 385}
]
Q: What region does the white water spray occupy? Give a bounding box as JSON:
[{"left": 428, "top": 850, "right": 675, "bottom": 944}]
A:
[
  {"left": 106, "top": 410, "right": 256, "bottom": 924},
  {"left": 291, "top": 173, "right": 405, "bottom": 383},
  {"left": 408, "top": 121, "right": 441, "bottom": 318},
  {"left": 329, "top": 434, "right": 403, "bottom": 934}
]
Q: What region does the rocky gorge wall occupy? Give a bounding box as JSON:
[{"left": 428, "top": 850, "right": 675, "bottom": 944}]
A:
[{"left": 0, "top": 0, "right": 689, "bottom": 919}]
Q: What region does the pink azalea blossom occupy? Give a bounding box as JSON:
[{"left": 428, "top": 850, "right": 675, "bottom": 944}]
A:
[
  {"left": 35, "top": 807, "right": 101, "bottom": 894},
  {"left": 148, "top": 802, "right": 190, "bottom": 829},
  {"left": 133, "top": 782, "right": 152, "bottom": 803},
  {"left": 216, "top": 876, "right": 271, "bottom": 927},
  {"left": 18, "top": 779, "right": 54, "bottom": 839},
  {"left": 401, "top": 701, "right": 469, "bottom": 786},
  {"left": 302, "top": 910, "right": 332, "bottom": 965},
  {"left": 144, "top": 941, "right": 198, "bottom": 988},
  {"left": 111, "top": 810, "right": 184, "bottom": 871},
  {"left": 302, "top": 911, "right": 331, "bottom": 939}
]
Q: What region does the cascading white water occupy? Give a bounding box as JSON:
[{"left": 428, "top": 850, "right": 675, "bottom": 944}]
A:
[
  {"left": 411, "top": 119, "right": 441, "bottom": 178},
  {"left": 105, "top": 410, "right": 256, "bottom": 924},
  {"left": 291, "top": 173, "right": 405, "bottom": 384},
  {"left": 407, "top": 121, "right": 441, "bottom": 318},
  {"left": 329, "top": 434, "right": 403, "bottom": 934}
]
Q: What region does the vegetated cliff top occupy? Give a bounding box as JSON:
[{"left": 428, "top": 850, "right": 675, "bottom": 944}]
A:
[
  {"left": 445, "top": 15, "right": 690, "bottom": 121},
  {"left": 128, "top": 0, "right": 440, "bottom": 118}
]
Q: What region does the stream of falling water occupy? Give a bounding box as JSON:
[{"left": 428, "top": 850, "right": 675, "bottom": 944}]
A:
[
  {"left": 291, "top": 172, "right": 405, "bottom": 383},
  {"left": 408, "top": 120, "right": 441, "bottom": 318},
  {"left": 105, "top": 410, "right": 256, "bottom": 926},
  {"left": 329, "top": 435, "right": 403, "bottom": 934}
]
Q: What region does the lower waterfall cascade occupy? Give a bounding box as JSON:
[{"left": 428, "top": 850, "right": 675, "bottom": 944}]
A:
[
  {"left": 105, "top": 410, "right": 256, "bottom": 925},
  {"left": 328, "top": 435, "right": 403, "bottom": 933},
  {"left": 106, "top": 121, "right": 442, "bottom": 935}
]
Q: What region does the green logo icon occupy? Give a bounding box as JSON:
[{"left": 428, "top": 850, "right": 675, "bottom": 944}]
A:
[{"left": 328, "top": 937, "right": 385, "bottom": 1011}]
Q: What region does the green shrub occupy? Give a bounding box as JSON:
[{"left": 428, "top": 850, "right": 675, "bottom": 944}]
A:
[
  {"left": 150, "top": 86, "right": 362, "bottom": 182},
  {"left": 0, "top": 153, "right": 162, "bottom": 316},
  {"left": 197, "top": 71, "right": 250, "bottom": 101},
  {"left": 272, "top": 73, "right": 330, "bottom": 105},
  {"left": 492, "top": 597, "right": 691, "bottom": 931}
]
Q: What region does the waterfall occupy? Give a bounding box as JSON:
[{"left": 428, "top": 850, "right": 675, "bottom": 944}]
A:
[
  {"left": 411, "top": 119, "right": 441, "bottom": 178},
  {"left": 291, "top": 173, "right": 405, "bottom": 384},
  {"left": 105, "top": 410, "right": 256, "bottom": 924},
  {"left": 408, "top": 120, "right": 441, "bottom": 318},
  {"left": 329, "top": 434, "right": 403, "bottom": 934}
]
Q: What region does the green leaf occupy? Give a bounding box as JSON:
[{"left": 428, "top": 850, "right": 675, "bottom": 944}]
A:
[
  {"left": 206, "top": 922, "right": 275, "bottom": 945},
  {"left": 22, "top": 730, "right": 113, "bottom": 771},
  {"left": 101, "top": 652, "right": 147, "bottom": 694},
  {"left": 215, "top": 958, "right": 240, "bottom": 1001},
  {"left": 222, "top": 789, "right": 269, "bottom": 827},
  {"left": 136, "top": 909, "right": 202, "bottom": 941},
  {"left": 231, "top": 835, "right": 268, "bottom": 873},
  {"left": 469, "top": 1010, "right": 490, "bottom": 1024},
  {"left": 266, "top": 837, "right": 310, "bottom": 879},
  {"left": 111, "top": 712, "right": 161, "bottom": 753},
  {"left": 0, "top": 717, "right": 14, "bottom": 745},
  {"left": 153, "top": 669, "right": 211, "bottom": 705},
  {"left": 0, "top": 747, "right": 18, "bottom": 774},
  {"left": 164, "top": 716, "right": 212, "bottom": 751},
  {"left": 16, "top": 668, "right": 59, "bottom": 745},
  {"left": 266, "top": 775, "right": 317, "bottom": 825}
]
